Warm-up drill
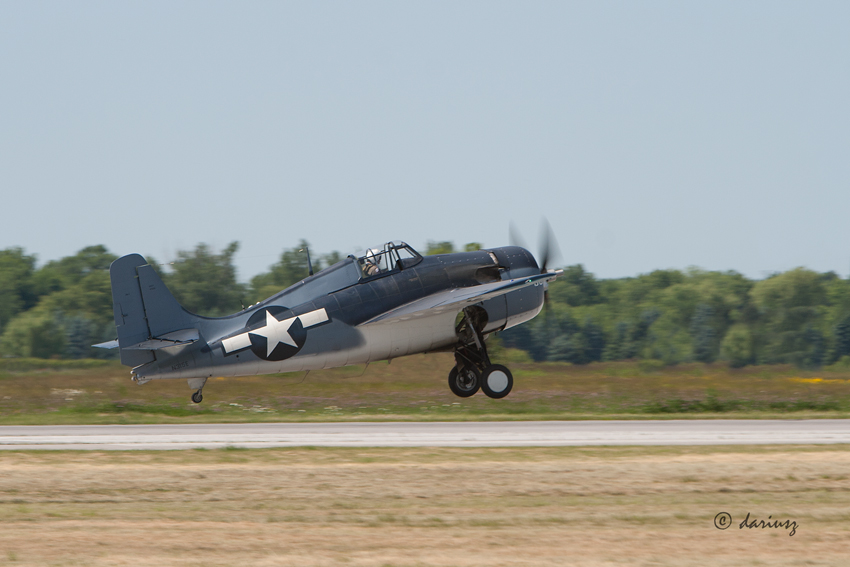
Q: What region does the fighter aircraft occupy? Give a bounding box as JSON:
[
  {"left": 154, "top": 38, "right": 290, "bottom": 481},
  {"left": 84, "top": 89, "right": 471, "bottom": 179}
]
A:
[{"left": 98, "top": 240, "right": 561, "bottom": 403}]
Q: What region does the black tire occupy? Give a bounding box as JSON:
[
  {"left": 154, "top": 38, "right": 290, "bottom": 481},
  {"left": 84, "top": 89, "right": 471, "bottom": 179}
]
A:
[
  {"left": 191, "top": 391, "right": 203, "bottom": 404},
  {"left": 481, "top": 365, "right": 513, "bottom": 399},
  {"left": 448, "top": 365, "right": 480, "bottom": 397}
]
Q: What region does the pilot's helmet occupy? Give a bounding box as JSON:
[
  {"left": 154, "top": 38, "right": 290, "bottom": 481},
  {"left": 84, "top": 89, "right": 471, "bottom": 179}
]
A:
[{"left": 365, "top": 248, "right": 381, "bottom": 265}]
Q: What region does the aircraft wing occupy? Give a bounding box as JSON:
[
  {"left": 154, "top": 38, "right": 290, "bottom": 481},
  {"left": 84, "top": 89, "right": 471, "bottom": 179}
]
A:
[{"left": 360, "top": 271, "right": 560, "bottom": 326}]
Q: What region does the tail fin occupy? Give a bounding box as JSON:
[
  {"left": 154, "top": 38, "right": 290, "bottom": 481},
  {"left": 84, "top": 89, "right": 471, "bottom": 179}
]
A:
[{"left": 109, "top": 254, "right": 195, "bottom": 367}]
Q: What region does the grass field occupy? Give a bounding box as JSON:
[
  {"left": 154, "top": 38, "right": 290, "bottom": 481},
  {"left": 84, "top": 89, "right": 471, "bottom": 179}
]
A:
[
  {"left": 2, "top": 353, "right": 850, "bottom": 424},
  {"left": 0, "top": 444, "right": 848, "bottom": 566},
  {"left": 2, "top": 356, "right": 848, "bottom": 565}
]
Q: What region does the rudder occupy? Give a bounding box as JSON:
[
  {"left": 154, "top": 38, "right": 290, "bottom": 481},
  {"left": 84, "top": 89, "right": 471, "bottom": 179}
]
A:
[{"left": 110, "top": 254, "right": 155, "bottom": 367}]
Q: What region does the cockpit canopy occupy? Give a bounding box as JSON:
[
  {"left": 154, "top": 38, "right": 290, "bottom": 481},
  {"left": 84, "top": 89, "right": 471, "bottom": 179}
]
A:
[
  {"left": 355, "top": 241, "right": 422, "bottom": 279},
  {"left": 256, "top": 241, "right": 422, "bottom": 309}
]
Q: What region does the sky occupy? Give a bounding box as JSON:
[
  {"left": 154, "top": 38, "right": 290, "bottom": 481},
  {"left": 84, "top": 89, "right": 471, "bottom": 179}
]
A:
[{"left": 2, "top": 1, "right": 849, "bottom": 282}]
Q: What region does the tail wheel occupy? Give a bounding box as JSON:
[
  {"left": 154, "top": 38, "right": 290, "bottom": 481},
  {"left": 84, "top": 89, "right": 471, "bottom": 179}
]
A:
[
  {"left": 448, "top": 365, "right": 480, "bottom": 397},
  {"left": 481, "top": 365, "right": 513, "bottom": 399}
]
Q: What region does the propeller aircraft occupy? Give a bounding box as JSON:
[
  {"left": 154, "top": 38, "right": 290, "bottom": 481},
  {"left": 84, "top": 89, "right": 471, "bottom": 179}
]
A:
[{"left": 98, "top": 239, "right": 561, "bottom": 403}]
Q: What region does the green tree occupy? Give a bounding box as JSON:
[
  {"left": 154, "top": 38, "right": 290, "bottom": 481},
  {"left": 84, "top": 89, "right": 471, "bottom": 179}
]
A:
[
  {"left": 426, "top": 241, "right": 455, "bottom": 255},
  {"left": 249, "top": 240, "right": 315, "bottom": 303},
  {"left": 0, "top": 246, "right": 119, "bottom": 359},
  {"left": 0, "top": 247, "right": 38, "bottom": 334},
  {"left": 62, "top": 315, "right": 98, "bottom": 359},
  {"left": 834, "top": 315, "right": 850, "bottom": 361},
  {"left": 690, "top": 304, "right": 717, "bottom": 363},
  {"left": 31, "top": 245, "right": 117, "bottom": 296},
  {"left": 0, "top": 308, "right": 67, "bottom": 358},
  {"left": 581, "top": 318, "right": 606, "bottom": 362},
  {"left": 37, "top": 270, "right": 115, "bottom": 327},
  {"left": 166, "top": 242, "right": 246, "bottom": 316},
  {"left": 321, "top": 251, "right": 344, "bottom": 267},
  {"left": 721, "top": 324, "right": 753, "bottom": 368},
  {"left": 548, "top": 334, "right": 586, "bottom": 363},
  {"left": 750, "top": 268, "right": 827, "bottom": 365},
  {"left": 602, "top": 321, "right": 631, "bottom": 361},
  {"left": 548, "top": 264, "right": 601, "bottom": 307}
]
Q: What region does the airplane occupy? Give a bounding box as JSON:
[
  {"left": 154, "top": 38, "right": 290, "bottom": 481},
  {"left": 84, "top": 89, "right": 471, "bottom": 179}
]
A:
[{"left": 97, "top": 240, "right": 561, "bottom": 403}]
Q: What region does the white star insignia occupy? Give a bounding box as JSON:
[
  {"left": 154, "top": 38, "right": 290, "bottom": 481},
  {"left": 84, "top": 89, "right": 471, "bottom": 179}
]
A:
[
  {"left": 249, "top": 311, "right": 298, "bottom": 357},
  {"left": 221, "top": 308, "right": 329, "bottom": 356}
]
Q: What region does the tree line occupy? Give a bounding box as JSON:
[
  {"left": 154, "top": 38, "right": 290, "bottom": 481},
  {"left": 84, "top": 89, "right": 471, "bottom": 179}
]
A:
[
  {"left": 2, "top": 241, "right": 850, "bottom": 369},
  {"left": 500, "top": 264, "right": 850, "bottom": 369}
]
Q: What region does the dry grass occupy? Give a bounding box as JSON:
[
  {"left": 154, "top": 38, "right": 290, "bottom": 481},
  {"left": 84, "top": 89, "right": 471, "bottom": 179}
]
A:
[
  {"left": 0, "top": 445, "right": 848, "bottom": 566},
  {"left": 2, "top": 354, "right": 850, "bottom": 424}
]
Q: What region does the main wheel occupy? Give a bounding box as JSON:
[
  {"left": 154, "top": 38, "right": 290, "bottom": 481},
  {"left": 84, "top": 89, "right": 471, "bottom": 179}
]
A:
[
  {"left": 448, "top": 365, "right": 480, "bottom": 397},
  {"left": 191, "top": 390, "right": 203, "bottom": 404},
  {"left": 481, "top": 365, "right": 513, "bottom": 399}
]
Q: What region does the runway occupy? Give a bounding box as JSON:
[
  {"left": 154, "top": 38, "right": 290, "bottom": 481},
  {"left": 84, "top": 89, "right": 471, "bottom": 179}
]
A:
[{"left": 0, "top": 419, "right": 849, "bottom": 450}]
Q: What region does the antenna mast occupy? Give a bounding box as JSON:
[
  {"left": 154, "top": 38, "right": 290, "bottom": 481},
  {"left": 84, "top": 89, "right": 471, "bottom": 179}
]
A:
[{"left": 301, "top": 247, "right": 314, "bottom": 276}]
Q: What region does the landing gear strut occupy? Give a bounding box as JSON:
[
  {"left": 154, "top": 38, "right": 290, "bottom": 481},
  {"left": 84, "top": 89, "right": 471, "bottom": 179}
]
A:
[
  {"left": 449, "top": 307, "right": 513, "bottom": 399},
  {"left": 188, "top": 378, "right": 207, "bottom": 404}
]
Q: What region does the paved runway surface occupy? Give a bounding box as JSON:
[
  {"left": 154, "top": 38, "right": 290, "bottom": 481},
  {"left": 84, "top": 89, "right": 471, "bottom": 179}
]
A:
[{"left": 0, "top": 420, "right": 849, "bottom": 450}]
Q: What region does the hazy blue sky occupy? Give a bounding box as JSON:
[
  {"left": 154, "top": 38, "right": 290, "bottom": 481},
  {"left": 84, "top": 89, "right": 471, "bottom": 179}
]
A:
[{"left": 2, "top": 2, "right": 849, "bottom": 282}]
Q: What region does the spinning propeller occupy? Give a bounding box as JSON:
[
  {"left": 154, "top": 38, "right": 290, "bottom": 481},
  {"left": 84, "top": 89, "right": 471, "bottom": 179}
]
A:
[
  {"left": 509, "top": 218, "right": 562, "bottom": 308},
  {"left": 509, "top": 218, "right": 562, "bottom": 275}
]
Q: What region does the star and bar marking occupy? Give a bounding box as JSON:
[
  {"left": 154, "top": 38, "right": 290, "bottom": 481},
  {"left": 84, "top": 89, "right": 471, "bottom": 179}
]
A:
[{"left": 221, "top": 308, "right": 329, "bottom": 358}]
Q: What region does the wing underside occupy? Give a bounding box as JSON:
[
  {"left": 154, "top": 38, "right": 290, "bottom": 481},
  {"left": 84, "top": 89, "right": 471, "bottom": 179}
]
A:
[{"left": 360, "top": 272, "right": 558, "bottom": 326}]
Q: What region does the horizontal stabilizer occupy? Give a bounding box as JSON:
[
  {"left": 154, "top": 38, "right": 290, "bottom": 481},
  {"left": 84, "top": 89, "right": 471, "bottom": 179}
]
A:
[
  {"left": 122, "top": 328, "right": 199, "bottom": 351},
  {"left": 93, "top": 340, "right": 119, "bottom": 349}
]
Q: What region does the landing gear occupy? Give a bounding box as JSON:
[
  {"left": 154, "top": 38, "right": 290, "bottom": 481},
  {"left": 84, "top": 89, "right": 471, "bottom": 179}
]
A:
[
  {"left": 448, "top": 365, "right": 480, "bottom": 397},
  {"left": 187, "top": 378, "right": 207, "bottom": 404},
  {"left": 481, "top": 364, "right": 513, "bottom": 399},
  {"left": 450, "top": 307, "right": 514, "bottom": 399}
]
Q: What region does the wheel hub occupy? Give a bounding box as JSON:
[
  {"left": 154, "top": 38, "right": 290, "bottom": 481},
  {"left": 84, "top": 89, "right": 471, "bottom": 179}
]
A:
[
  {"left": 457, "top": 369, "right": 477, "bottom": 391},
  {"left": 486, "top": 370, "right": 509, "bottom": 392}
]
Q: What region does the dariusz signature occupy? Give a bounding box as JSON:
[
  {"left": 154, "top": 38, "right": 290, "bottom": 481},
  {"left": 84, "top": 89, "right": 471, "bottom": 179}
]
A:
[{"left": 739, "top": 512, "right": 798, "bottom": 536}]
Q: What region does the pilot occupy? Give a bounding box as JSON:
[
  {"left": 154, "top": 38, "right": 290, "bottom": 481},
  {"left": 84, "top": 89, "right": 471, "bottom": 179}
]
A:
[{"left": 363, "top": 249, "right": 382, "bottom": 276}]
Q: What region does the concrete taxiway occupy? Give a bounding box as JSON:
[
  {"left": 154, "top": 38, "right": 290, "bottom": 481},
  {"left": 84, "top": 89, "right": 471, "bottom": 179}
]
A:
[{"left": 0, "top": 419, "right": 848, "bottom": 450}]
